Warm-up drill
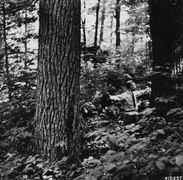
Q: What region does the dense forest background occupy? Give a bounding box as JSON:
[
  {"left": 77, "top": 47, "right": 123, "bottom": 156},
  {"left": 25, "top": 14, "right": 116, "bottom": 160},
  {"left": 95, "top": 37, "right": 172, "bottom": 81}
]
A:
[{"left": 0, "top": 0, "right": 183, "bottom": 179}]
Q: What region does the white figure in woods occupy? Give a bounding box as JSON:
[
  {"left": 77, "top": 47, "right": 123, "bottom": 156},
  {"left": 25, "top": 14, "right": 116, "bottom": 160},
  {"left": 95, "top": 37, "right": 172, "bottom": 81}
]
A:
[{"left": 110, "top": 80, "right": 150, "bottom": 125}]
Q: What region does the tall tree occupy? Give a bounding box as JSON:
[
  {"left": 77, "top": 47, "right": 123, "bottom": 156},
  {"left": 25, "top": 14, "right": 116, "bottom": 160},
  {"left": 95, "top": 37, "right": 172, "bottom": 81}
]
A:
[
  {"left": 115, "top": 0, "right": 121, "bottom": 48},
  {"left": 149, "top": 0, "right": 183, "bottom": 99},
  {"left": 23, "top": 8, "right": 28, "bottom": 68},
  {"left": 35, "top": 0, "right": 81, "bottom": 161},
  {"left": 81, "top": 0, "right": 86, "bottom": 48},
  {"left": 110, "top": 14, "right": 114, "bottom": 45},
  {"left": 94, "top": 0, "right": 100, "bottom": 47},
  {"left": 99, "top": 0, "right": 106, "bottom": 46}
]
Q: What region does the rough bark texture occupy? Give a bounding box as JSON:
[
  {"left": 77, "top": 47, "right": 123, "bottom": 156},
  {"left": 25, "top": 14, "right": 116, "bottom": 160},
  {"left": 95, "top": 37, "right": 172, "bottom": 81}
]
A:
[
  {"left": 35, "top": 0, "right": 81, "bottom": 161},
  {"left": 115, "top": 0, "right": 121, "bottom": 48}
]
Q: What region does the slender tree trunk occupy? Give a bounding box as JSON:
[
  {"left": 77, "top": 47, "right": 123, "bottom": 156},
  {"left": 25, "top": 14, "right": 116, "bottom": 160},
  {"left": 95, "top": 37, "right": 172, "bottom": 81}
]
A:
[
  {"left": 2, "top": 4, "right": 11, "bottom": 100},
  {"left": 94, "top": 0, "right": 100, "bottom": 47},
  {"left": 131, "top": 32, "right": 135, "bottom": 53},
  {"left": 82, "top": 0, "right": 86, "bottom": 48},
  {"left": 130, "top": 5, "right": 135, "bottom": 53},
  {"left": 24, "top": 8, "right": 28, "bottom": 68},
  {"left": 35, "top": 0, "right": 81, "bottom": 161},
  {"left": 99, "top": 0, "right": 106, "bottom": 46},
  {"left": 115, "top": 0, "right": 121, "bottom": 48},
  {"left": 82, "top": 19, "right": 86, "bottom": 48},
  {"left": 110, "top": 15, "right": 114, "bottom": 45}
]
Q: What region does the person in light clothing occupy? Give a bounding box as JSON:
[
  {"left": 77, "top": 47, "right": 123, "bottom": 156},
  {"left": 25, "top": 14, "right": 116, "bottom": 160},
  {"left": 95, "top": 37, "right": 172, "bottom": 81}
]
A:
[{"left": 110, "top": 80, "right": 150, "bottom": 125}]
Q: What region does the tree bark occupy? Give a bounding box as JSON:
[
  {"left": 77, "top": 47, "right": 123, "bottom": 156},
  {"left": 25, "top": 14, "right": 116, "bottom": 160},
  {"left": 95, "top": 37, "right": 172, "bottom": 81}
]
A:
[
  {"left": 149, "top": 0, "right": 183, "bottom": 100},
  {"left": 35, "top": 0, "right": 81, "bottom": 161},
  {"left": 115, "top": 0, "right": 121, "bottom": 48}
]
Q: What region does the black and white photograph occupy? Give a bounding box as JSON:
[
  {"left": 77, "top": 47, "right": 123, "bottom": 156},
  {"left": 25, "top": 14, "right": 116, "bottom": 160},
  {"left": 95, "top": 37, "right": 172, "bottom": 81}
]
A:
[{"left": 0, "top": 0, "right": 183, "bottom": 179}]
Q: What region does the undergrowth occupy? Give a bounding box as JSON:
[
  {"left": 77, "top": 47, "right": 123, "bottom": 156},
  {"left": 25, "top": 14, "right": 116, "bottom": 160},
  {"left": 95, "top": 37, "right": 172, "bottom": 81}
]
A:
[
  {"left": 1, "top": 95, "right": 183, "bottom": 180},
  {"left": 1, "top": 70, "right": 183, "bottom": 179}
]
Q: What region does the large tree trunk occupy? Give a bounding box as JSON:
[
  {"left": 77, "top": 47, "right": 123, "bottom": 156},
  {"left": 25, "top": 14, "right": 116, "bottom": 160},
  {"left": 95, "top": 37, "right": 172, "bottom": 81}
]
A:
[
  {"left": 115, "top": 0, "right": 121, "bottom": 48},
  {"left": 149, "top": 0, "right": 183, "bottom": 100},
  {"left": 35, "top": 0, "right": 81, "bottom": 161},
  {"left": 149, "top": 0, "right": 171, "bottom": 69}
]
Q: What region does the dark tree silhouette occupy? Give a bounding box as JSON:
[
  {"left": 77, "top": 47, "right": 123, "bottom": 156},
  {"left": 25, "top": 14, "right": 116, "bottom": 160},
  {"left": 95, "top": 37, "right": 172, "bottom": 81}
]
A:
[
  {"left": 115, "top": 0, "right": 121, "bottom": 48},
  {"left": 149, "top": 0, "right": 183, "bottom": 99},
  {"left": 94, "top": 0, "right": 100, "bottom": 47}
]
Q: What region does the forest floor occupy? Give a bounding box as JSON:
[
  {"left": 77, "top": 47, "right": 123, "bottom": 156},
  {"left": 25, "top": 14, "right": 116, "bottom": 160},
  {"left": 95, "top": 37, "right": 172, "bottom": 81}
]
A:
[{"left": 0, "top": 96, "right": 183, "bottom": 180}]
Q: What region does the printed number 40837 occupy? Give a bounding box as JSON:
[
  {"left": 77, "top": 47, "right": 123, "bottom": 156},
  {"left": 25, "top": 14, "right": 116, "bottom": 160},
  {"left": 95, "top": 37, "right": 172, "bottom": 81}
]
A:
[{"left": 165, "top": 177, "right": 182, "bottom": 180}]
